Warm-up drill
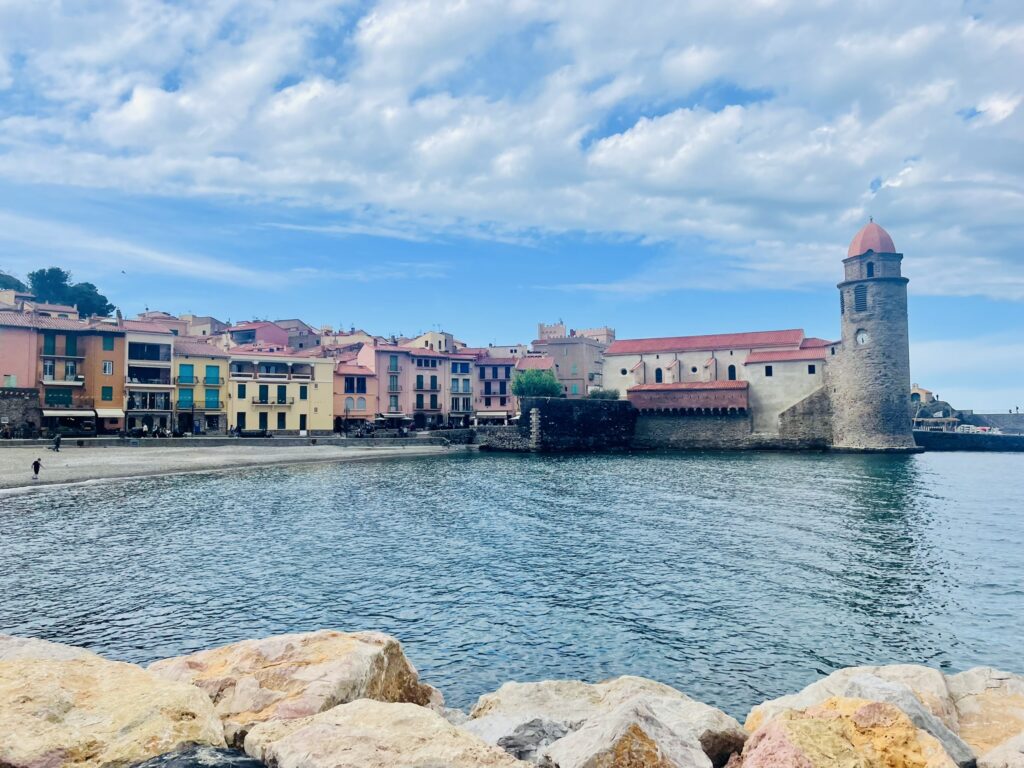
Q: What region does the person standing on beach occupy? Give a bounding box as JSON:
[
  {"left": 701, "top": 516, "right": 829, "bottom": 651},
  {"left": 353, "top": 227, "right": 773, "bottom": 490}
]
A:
[
  {"left": 32, "top": 458, "right": 42, "bottom": 481},
  {"left": 52, "top": 434, "right": 61, "bottom": 452}
]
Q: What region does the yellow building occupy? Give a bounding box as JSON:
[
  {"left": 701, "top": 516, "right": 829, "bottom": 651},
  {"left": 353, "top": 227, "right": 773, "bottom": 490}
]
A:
[
  {"left": 226, "top": 350, "right": 334, "bottom": 434},
  {"left": 173, "top": 339, "right": 229, "bottom": 434}
]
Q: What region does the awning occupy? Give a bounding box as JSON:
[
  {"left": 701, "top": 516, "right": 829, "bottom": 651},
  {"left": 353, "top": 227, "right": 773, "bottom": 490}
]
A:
[
  {"left": 476, "top": 410, "right": 512, "bottom": 417},
  {"left": 42, "top": 409, "right": 95, "bottom": 418},
  {"left": 95, "top": 408, "right": 125, "bottom": 419}
]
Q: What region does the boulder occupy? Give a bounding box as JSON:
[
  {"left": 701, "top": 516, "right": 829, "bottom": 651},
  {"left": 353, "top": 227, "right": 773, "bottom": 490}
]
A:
[
  {"left": 148, "top": 629, "right": 442, "bottom": 748},
  {"left": 0, "top": 636, "right": 225, "bottom": 768},
  {"left": 538, "top": 698, "right": 733, "bottom": 768},
  {"left": 132, "top": 746, "right": 265, "bottom": 768},
  {"left": 466, "top": 676, "right": 745, "bottom": 766},
  {"left": 0, "top": 634, "right": 102, "bottom": 662},
  {"left": 979, "top": 732, "right": 1024, "bottom": 768},
  {"left": 732, "top": 697, "right": 958, "bottom": 768},
  {"left": 745, "top": 664, "right": 958, "bottom": 733},
  {"left": 243, "top": 699, "right": 527, "bottom": 767},
  {"left": 947, "top": 668, "right": 1024, "bottom": 756}
]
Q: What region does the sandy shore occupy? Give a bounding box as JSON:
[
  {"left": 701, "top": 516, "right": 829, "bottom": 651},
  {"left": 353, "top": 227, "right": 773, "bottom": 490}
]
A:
[{"left": 0, "top": 443, "right": 466, "bottom": 492}]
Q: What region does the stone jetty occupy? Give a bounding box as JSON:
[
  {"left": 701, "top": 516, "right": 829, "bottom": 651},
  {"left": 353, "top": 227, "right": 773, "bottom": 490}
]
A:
[{"left": 2, "top": 631, "right": 1023, "bottom": 768}]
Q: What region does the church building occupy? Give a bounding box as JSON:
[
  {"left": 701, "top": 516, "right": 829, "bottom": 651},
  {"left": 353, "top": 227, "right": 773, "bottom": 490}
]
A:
[{"left": 603, "top": 221, "right": 916, "bottom": 451}]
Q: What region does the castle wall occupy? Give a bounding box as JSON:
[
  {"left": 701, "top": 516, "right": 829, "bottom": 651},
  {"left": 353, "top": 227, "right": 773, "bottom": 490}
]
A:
[
  {"left": 631, "top": 411, "right": 753, "bottom": 450},
  {"left": 746, "top": 359, "right": 828, "bottom": 433}
]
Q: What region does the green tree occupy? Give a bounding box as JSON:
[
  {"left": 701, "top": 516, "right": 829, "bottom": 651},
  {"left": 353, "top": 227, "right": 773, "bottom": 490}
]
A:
[
  {"left": 511, "top": 369, "right": 563, "bottom": 398},
  {"left": 0, "top": 271, "right": 26, "bottom": 291},
  {"left": 27, "top": 267, "right": 114, "bottom": 317},
  {"left": 587, "top": 388, "right": 620, "bottom": 400}
]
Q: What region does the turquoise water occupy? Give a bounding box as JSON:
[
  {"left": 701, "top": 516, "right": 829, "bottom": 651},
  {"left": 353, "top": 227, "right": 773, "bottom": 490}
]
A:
[{"left": 1, "top": 451, "right": 1022, "bottom": 718}]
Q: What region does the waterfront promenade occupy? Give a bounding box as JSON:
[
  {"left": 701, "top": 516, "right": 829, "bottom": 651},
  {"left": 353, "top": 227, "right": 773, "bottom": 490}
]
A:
[{"left": 0, "top": 442, "right": 462, "bottom": 491}]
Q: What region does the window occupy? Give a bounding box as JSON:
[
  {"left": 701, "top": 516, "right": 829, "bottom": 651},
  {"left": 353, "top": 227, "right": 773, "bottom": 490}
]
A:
[
  {"left": 179, "top": 388, "right": 193, "bottom": 407},
  {"left": 277, "top": 412, "right": 286, "bottom": 430},
  {"left": 765, "top": 366, "right": 773, "bottom": 377},
  {"left": 499, "top": 397, "right": 507, "bottom": 406},
  {"left": 277, "top": 384, "right": 287, "bottom": 403},
  {"left": 485, "top": 397, "right": 491, "bottom": 407},
  {"left": 831, "top": 347, "right": 836, "bottom": 356},
  {"left": 451, "top": 362, "right": 458, "bottom": 373},
  {"left": 854, "top": 284, "right": 868, "bottom": 312},
  {"left": 504, "top": 366, "right": 511, "bottom": 379},
  {"left": 389, "top": 355, "right": 399, "bottom": 372},
  {"left": 571, "top": 363, "right": 578, "bottom": 375},
  {"left": 484, "top": 382, "right": 492, "bottom": 395},
  {"left": 238, "top": 383, "right": 247, "bottom": 399},
  {"left": 65, "top": 335, "right": 77, "bottom": 356},
  {"left": 416, "top": 374, "right": 424, "bottom": 390},
  {"left": 204, "top": 365, "right": 220, "bottom": 385},
  {"left": 2, "top": 374, "right": 15, "bottom": 386},
  {"left": 356, "top": 377, "right": 366, "bottom": 393},
  {"left": 808, "top": 364, "right": 816, "bottom": 374},
  {"left": 430, "top": 394, "right": 438, "bottom": 409},
  {"left": 299, "top": 385, "right": 308, "bottom": 401},
  {"left": 345, "top": 396, "right": 355, "bottom": 411},
  {"left": 451, "top": 397, "right": 459, "bottom": 411},
  {"left": 416, "top": 394, "right": 424, "bottom": 409},
  {"left": 43, "top": 359, "right": 55, "bottom": 380},
  {"left": 655, "top": 368, "right": 663, "bottom": 383},
  {"left": 101, "top": 386, "right": 113, "bottom": 401},
  {"left": 64, "top": 361, "right": 76, "bottom": 379},
  {"left": 866, "top": 262, "right": 875, "bottom": 278},
  {"left": 691, "top": 366, "right": 698, "bottom": 374},
  {"left": 479, "top": 367, "right": 485, "bottom": 380},
  {"left": 571, "top": 384, "right": 579, "bottom": 395},
  {"left": 356, "top": 396, "right": 366, "bottom": 410},
  {"left": 389, "top": 395, "right": 398, "bottom": 410},
  {"left": 620, "top": 368, "right": 627, "bottom": 376},
  {"left": 43, "top": 334, "right": 55, "bottom": 355},
  {"left": 205, "top": 389, "right": 219, "bottom": 409},
  {"left": 103, "top": 360, "right": 113, "bottom": 375},
  {"left": 389, "top": 375, "right": 399, "bottom": 391},
  {"left": 179, "top": 364, "right": 194, "bottom": 384},
  {"left": 491, "top": 366, "right": 498, "bottom": 378},
  {"left": 727, "top": 365, "right": 737, "bottom": 381},
  {"left": 102, "top": 336, "right": 115, "bottom": 351},
  {"left": 44, "top": 388, "right": 71, "bottom": 406},
  {"left": 429, "top": 375, "right": 437, "bottom": 390}
]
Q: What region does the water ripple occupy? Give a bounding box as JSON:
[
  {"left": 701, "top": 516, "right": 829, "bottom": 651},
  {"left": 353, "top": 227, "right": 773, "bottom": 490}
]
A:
[{"left": 1, "top": 451, "right": 1022, "bottom": 717}]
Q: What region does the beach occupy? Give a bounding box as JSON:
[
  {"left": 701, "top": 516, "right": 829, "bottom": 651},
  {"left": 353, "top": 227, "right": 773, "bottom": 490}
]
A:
[{"left": 0, "top": 442, "right": 465, "bottom": 491}]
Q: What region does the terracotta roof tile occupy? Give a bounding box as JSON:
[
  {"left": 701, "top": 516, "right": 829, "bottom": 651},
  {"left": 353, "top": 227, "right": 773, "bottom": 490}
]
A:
[
  {"left": 0, "top": 311, "right": 98, "bottom": 331},
  {"left": 335, "top": 364, "right": 375, "bottom": 375},
  {"left": 173, "top": 339, "right": 229, "bottom": 358},
  {"left": 516, "top": 356, "right": 555, "bottom": 371},
  {"left": 606, "top": 329, "right": 805, "bottom": 356}
]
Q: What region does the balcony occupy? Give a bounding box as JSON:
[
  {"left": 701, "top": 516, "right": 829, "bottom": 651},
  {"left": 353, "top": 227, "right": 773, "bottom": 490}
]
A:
[
  {"left": 386, "top": 366, "right": 403, "bottom": 374},
  {"left": 176, "top": 400, "right": 225, "bottom": 410},
  {"left": 387, "top": 384, "right": 402, "bottom": 392},
  {"left": 41, "top": 375, "right": 85, "bottom": 387},
  {"left": 176, "top": 376, "right": 226, "bottom": 385},
  {"left": 414, "top": 402, "right": 441, "bottom": 411},
  {"left": 414, "top": 385, "right": 441, "bottom": 392},
  {"left": 255, "top": 371, "right": 289, "bottom": 380},
  {"left": 450, "top": 386, "right": 472, "bottom": 394},
  {"left": 175, "top": 375, "right": 196, "bottom": 385},
  {"left": 289, "top": 373, "right": 312, "bottom": 381},
  {"left": 251, "top": 397, "right": 295, "bottom": 407},
  {"left": 204, "top": 377, "right": 225, "bottom": 385},
  {"left": 230, "top": 371, "right": 255, "bottom": 379},
  {"left": 126, "top": 377, "right": 173, "bottom": 387},
  {"left": 43, "top": 396, "right": 95, "bottom": 409}
]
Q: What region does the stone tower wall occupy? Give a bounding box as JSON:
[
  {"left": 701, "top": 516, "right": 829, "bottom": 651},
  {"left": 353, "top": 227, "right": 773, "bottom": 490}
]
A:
[{"left": 830, "top": 257, "right": 916, "bottom": 450}]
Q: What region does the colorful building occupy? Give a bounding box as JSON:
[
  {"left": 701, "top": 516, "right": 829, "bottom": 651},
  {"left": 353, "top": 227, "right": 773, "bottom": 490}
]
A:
[
  {"left": 123, "top": 320, "right": 176, "bottom": 434},
  {"left": 226, "top": 349, "right": 333, "bottom": 434},
  {"left": 173, "top": 339, "right": 229, "bottom": 434},
  {"left": 333, "top": 361, "right": 377, "bottom": 429},
  {"left": 474, "top": 356, "right": 516, "bottom": 423}
]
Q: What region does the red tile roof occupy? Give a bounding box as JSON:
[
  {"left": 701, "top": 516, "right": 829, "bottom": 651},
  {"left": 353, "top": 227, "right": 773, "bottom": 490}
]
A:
[
  {"left": 628, "top": 381, "right": 749, "bottom": 392},
  {"left": 120, "top": 319, "right": 176, "bottom": 334},
  {"left": 745, "top": 348, "right": 827, "bottom": 364},
  {"left": 605, "top": 329, "right": 805, "bottom": 356},
  {"left": 335, "top": 364, "right": 375, "bottom": 376},
  {"left": 800, "top": 337, "right": 835, "bottom": 348},
  {"left": 173, "top": 339, "right": 229, "bottom": 358},
  {"left": 0, "top": 311, "right": 90, "bottom": 331},
  {"left": 516, "top": 356, "right": 554, "bottom": 371}
]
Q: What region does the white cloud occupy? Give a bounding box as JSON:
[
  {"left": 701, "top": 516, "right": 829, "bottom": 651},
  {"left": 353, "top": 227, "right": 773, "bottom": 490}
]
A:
[{"left": 0, "top": 0, "right": 1022, "bottom": 298}]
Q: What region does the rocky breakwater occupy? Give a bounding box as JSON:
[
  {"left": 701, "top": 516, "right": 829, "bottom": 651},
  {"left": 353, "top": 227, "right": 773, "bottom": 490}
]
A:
[{"left": 3, "top": 630, "right": 1024, "bottom": 768}]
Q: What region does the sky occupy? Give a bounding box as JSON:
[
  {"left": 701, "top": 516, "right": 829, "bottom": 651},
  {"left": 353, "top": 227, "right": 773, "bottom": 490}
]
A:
[{"left": 0, "top": 0, "right": 1022, "bottom": 411}]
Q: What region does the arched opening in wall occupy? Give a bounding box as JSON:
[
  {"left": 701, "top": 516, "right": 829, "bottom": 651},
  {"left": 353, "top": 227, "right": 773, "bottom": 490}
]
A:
[
  {"left": 866, "top": 262, "right": 875, "bottom": 278},
  {"left": 854, "top": 284, "right": 868, "bottom": 312},
  {"left": 727, "top": 365, "right": 737, "bottom": 381},
  {"left": 655, "top": 368, "right": 663, "bottom": 383},
  {"left": 911, "top": 392, "right": 921, "bottom": 403}
]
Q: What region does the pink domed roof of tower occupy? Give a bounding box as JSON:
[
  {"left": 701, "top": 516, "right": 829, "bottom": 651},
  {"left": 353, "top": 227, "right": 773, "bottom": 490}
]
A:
[{"left": 847, "top": 219, "right": 896, "bottom": 257}]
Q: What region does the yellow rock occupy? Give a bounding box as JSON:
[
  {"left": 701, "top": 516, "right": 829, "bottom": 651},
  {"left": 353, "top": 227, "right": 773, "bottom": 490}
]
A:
[
  {"left": 0, "top": 655, "right": 225, "bottom": 768},
  {"left": 736, "top": 697, "right": 957, "bottom": 768},
  {"left": 947, "top": 668, "right": 1024, "bottom": 755},
  {"left": 148, "top": 629, "right": 442, "bottom": 747}
]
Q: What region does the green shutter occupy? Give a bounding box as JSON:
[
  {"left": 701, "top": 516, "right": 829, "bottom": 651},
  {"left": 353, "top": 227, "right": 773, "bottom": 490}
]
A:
[
  {"left": 43, "top": 334, "right": 55, "bottom": 355},
  {"left": 101, "top": 386, "right": 113, "bottom": 402},
  {"left": 102, "top": 336, "right": 115, "bottom": 351},
  {"left": 65, "top": 335, "right": 77, "bottom": 356},
  {"left": 238, "top": 383, "right": 247, "bottom": 398}
]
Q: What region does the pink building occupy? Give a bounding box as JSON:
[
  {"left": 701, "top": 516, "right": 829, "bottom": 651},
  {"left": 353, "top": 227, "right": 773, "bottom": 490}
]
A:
[
  {"left": 0, "top": 320, "right": 38, "bottom": 389},
  {"left": 364, "top": 344, "right": 476, "bottom": 428},
  {"left": 228, "top": 321, "right": 289, "bottom": 348}
]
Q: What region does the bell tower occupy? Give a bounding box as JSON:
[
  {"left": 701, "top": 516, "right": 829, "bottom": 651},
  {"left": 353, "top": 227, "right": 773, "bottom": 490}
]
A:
[{"left": 829, "top": 220, "right": 916, "bottom": 451}]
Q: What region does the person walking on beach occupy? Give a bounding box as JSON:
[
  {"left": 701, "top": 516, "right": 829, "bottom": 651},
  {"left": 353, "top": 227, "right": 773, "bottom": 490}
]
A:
[
  {"left": 32, "top": 458, "right": 42, "bottom": 481},
  {"left": 52, "top": 433, "right": 61, "bottom": 452}
]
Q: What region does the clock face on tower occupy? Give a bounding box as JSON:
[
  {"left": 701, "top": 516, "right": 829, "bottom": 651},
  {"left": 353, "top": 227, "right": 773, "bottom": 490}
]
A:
[{"left": 856, "top": 330, "right": 870, "bottom": 345}]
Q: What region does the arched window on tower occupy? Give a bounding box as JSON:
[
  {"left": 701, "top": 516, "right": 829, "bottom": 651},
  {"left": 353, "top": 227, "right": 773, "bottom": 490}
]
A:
[
  {"left": 727, "top": 364, "right": 737, "bottom": 381},
  {"left": 854, "top": 284, "right": 868, "bottom": 312},
  {"left": 866, "top": 262, "right": 875, "bottom": 278},
  {"left": 655, "top": 367, "right": 663, "bottom": 383}
]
